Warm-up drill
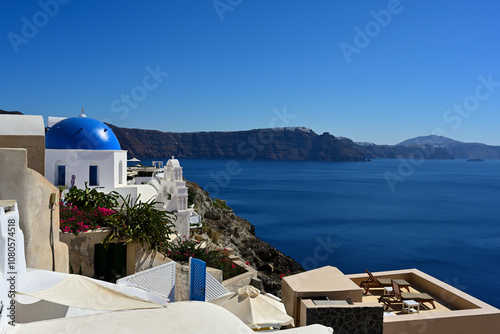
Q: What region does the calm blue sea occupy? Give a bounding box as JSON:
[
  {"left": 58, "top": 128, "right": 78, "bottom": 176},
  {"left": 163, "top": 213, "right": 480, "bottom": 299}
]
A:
[{"left": 143, "top": 158, "right": 500, "bottom": 308}]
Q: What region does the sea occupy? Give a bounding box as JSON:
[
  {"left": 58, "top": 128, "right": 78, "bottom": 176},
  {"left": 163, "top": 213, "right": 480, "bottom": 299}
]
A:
[{"left": 141, "top": 158, "right": 500, "bottom": 308}]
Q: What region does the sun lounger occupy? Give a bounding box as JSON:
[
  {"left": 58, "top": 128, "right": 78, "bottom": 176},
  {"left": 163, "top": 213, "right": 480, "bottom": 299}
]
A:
[
  {"left": 380, "top": 279, "right": 436, "bottom": 311},
  {"left": 360, "top": 269, "right": 410, "bottom": 295}
]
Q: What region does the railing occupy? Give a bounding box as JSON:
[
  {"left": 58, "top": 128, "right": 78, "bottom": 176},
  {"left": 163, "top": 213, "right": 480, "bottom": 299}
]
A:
[
  {"left": 117, "top": 261, "right": 176, "bottom": 301},
  {"left": 117, "top": 260, "right": 231, "bottom": 302},
  {"left": 205, "top": 271, "right": 230, "bottom": 302}
]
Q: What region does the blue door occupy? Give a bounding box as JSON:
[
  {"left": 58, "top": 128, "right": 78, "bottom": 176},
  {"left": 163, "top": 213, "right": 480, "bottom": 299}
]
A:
[{"left": 189, "top": 258, "right": 206, "bottom": 301}]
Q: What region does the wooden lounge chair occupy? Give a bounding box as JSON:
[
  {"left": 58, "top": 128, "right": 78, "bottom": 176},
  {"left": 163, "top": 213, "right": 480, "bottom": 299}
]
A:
[
  {"left": 360, "top": 269, "right": 410, "bottom": 295},
  {"left": 381, "top": 279, "right": 436, "bottom": 311}
]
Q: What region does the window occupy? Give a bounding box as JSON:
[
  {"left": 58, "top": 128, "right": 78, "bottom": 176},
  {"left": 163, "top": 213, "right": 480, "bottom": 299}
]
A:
[
  {"left": 57, "top": 165, "right": 66, "bottom": 186},
  {"left": 89, "top": 165, "right": 98, "bottom": 186}
]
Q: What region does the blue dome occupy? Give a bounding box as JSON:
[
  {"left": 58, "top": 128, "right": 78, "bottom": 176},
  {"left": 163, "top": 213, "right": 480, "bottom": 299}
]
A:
[{"left": 46, "top": 116, "right": 121, "bottom": 150}]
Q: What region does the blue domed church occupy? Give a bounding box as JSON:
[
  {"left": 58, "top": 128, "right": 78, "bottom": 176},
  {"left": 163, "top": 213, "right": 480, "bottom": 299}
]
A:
[{"left": 44, "top": 112, "right": 158, "bottom": 203}]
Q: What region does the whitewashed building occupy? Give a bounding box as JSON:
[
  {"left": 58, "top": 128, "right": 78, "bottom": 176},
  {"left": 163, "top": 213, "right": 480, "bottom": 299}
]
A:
[
  {"left": 44, "top": 112, "right": 199, "bottom": 236},
  {"left": 44, "top": 112, "right": 158, "bottom": 203}
]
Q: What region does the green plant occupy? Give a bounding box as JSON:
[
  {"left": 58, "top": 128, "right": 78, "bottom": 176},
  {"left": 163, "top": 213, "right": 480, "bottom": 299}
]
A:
[
  {"left": 64, "top": 183, "right": 119, "bottom": 210},
  {"left": 102, "top": 194, "right": 176, "bottom": 253},
  {"left": 207, "top": 228, "right": 220, "bottom": 243},
  {"left": 166, "top": 236, "right": 245, "bottom": 280},
  {"left": 58, "top": 185, "right": 67, "bottom": 196},
  {"left": 187, "top": 188, "right": 195, "bottom": 206},
  {"left": 213, "top": 198, "right": 228, "bottom": 210}
]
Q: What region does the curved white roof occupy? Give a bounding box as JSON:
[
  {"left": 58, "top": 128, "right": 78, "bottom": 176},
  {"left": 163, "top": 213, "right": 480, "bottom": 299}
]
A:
[
  {"left": 0, "top": 115, "right": 44, "bottom": 136},
  {"left": 167, "top": 157, "right": 180, "bottom": 168}
]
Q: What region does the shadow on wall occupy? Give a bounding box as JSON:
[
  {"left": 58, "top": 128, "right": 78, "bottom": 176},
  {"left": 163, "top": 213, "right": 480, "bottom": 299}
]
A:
[{"left": 0, "top": 148, "right": 68, "bottom": 272}]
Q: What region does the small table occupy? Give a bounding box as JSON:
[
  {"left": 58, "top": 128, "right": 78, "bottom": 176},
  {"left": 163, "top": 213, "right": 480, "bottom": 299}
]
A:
[
  {"left": 392, "top": 279, "right": 411, "bottom": 292},
  {"left": 403, "top": 300, "right": 420, "bottom": 314}
]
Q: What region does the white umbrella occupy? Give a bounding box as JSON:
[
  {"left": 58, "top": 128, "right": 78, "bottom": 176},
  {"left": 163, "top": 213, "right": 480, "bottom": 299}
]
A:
[
  {"left": 209, "top": 285, "right": 294, "bottom": 330},
  {"left": 127, "top": 157, "right": 141, "bottom": 166},
  {"left": 4, "top": 302, "right": 256, "bottom": 334}
]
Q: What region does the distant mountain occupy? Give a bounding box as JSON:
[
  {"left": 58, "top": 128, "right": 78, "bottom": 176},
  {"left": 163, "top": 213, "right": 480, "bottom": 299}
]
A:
[
  {"left": 0, "top": 109, "right": 23, "bottom": 115},
  {"left": 5, "top": 107, "right": 497, "bottom": 160},
  {"left": 398, "top": 135, "right": 500, "bottom": 159},
  {"left": 107, "top": 124, "right": 462, "bottom": 161},
  {"left": 340, "top": 137, "right": 454, "bottom": 160},
  {"left": 398, "top": 135, "right": 461, "bottom": 147}
]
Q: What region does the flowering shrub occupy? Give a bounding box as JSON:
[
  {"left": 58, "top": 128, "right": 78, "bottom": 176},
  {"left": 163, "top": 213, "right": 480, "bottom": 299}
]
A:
[
  {"left": 279, "top": 270, "right": 291, "bottom": 280},
  {"left": 60, "top": 185, "right": 175, "bottom": 255},
  {"left": 59, "top": 202, "right": 115, "bottom": 235},
  {"left": 60, "top": 185, "right": 242, "bottom": 280},
  {"left": 167, "top": 236, "right": 245, "bottom": 280}
]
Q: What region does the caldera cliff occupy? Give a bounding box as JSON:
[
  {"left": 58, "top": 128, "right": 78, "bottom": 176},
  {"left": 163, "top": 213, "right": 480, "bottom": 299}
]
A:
[{"left": 186, "top": 180, "right": 303, "bottom": 295}]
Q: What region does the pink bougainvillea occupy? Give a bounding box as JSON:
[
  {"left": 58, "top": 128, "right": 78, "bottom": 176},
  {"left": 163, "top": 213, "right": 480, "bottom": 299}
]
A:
[{"left": 59, "top": 202, "right": 115, "bottom": 235}]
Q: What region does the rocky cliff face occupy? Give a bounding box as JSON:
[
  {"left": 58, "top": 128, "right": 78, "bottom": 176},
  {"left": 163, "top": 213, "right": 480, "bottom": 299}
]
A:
[
  {"left": 108, "top": 123, "right": 461, "bottom": 161},
  {"left": 108, "top": 124, "right": 367, "bottom": 161},
  {"left": 186, "top": 181, "right": 303, "bottom": 295},
  {"left": 353, "top": 143, "right": 455, "bottom": 159}
]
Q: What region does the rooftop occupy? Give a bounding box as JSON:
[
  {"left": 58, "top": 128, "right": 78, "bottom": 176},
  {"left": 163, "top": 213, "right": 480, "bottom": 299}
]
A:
[
  {"left": 282, "top": 267, "right": 500, "bottom": 333},
  {"left": 347, "top": 269, "right": 500, "bottom": 333}
]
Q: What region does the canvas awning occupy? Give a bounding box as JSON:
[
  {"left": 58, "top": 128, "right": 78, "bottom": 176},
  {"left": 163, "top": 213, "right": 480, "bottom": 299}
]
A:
[
  {"left": 210, "top": 285, "right": 294, "bottom": 329},
  {"left": 3, "top": 301, "right": 333, "bottom": 333},
  {"left": 17, "top": 275, "right": 163, "bottom": 311}
]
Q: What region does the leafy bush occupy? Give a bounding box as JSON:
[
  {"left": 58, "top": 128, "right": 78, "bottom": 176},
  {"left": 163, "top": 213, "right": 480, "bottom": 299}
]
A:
[
  {"left": 61, "top": 184, "right": 176, "bottom": 254},
  {"left": 61, "top": 185, "right": 241, "bottom": 279},
  {"left": 187, "top": 188, "right": 195, "bottom": 207},
  {"left": 213, "top": 198, "right": 228, "bottom": 210},
  {"left": 166, "top": 236, "right": 245, "bottom": 280},
  {"left": 102, "top": 195, "right": 176, "bottom": 253},
  {"left": 64, "top": 183, "right": 119, "bottom": 209}
]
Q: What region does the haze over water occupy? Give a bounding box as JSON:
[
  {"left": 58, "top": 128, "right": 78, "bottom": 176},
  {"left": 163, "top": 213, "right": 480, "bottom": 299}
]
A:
[{"left": 144, "top": 157, "right": 500, "bottom": 307}]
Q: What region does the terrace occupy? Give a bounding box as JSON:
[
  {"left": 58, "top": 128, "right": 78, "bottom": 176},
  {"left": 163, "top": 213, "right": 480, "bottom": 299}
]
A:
[{"left": 282, "top": 266, "right": 500, "bottom": 334}]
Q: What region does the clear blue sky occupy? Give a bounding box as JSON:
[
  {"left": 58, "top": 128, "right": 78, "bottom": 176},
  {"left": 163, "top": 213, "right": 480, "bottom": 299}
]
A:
[{"left": 1, "top": 0, "right": 500, "bottom": 145}]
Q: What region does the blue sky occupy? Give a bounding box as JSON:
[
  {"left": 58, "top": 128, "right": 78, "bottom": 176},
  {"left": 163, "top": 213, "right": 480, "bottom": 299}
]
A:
[{"left": 1, "top": 0, "right": 499, "bottom": 145}]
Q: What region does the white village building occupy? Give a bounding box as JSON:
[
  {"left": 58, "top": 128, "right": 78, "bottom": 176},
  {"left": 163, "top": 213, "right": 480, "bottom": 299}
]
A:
[{"left": 44, "top": 112, "right": 199, "bottom": 236}]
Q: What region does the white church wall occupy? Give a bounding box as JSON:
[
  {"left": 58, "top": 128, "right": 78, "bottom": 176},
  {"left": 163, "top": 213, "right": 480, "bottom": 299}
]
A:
[
  {"left": 113, "top": 184, "right": 158, "bottom": 204},
  {"left": 45, "top": 149, "right": 127, "bottom": 190}
]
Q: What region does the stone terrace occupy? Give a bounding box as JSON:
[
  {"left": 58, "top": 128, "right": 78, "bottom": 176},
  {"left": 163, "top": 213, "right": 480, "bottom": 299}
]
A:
[{"left": 347, "top": 269, "right": 500, "bottom": 334}]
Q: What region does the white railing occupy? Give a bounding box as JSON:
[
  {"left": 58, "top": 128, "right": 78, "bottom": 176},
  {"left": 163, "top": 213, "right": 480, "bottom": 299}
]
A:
[
  {"left": 117, "top": 261, "right": 176, "bottom": 301},
  {"left": 205, "top": 272, "right": 230, "bottom": 302},
  {"left": 117, "top": 261, "right": 231, "bottom": 302}
]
